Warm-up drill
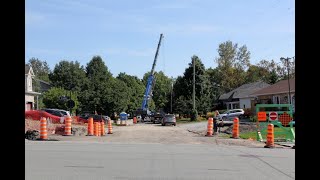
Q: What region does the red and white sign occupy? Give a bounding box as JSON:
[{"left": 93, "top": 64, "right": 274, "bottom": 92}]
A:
[{"left": 269, "top": 112, "right": 278, "bottom": 121}]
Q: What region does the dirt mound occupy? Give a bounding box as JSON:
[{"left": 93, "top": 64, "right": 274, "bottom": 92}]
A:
[
  {"left": 25, "top": 130, "right": 39, "bottom": 140},
  {"left": 222, "top": 123, "right": 257, "bottom": 134}
]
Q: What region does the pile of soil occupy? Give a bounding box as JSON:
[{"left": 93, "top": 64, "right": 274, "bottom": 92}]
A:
[
  {"left": 71, "top": 126, "right": 87, "bottom": 136},
  {"left": 25, "top": 130, "right": 39, "bottom": 140},
  {"left": 222, "top": 123, "right": 257, "bottom": 134},
  {"left": 54, "top": 125, "right": 87, "bottom": 136}
]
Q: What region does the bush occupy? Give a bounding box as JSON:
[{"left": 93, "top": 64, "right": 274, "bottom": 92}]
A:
[
  {"left": 206, "top": 112, "right": 214, "bottom": 118},
  {"left": 197, "top": 116, "right": 207, "bottom": 121},
  {"left": 249, "top": 116, "right": 257, "bottom": 122}
]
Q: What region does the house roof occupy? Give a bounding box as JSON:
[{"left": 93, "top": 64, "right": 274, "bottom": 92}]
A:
[
  {"left": 250, "top": 78, "right": 295, "bottom": 96},
  {"left": 33, "top": 78, "right": 52, "bottom": 92},
  {"left": 219, "top": 81, "right": 271, "bottom": 100}
]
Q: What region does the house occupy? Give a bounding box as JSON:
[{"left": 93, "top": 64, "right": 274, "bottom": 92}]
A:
[
  {"left": 35, "top": 78, "right": 52, "bottom": 92},
  {"left": 25, "top": 65, "right": 41, "bottom": 110},
  {"left": 218, "top": 81, "right": 271, "bottom": 111},
  {"left": 250, "top": 78, "right": 295, "bottom": 111}
]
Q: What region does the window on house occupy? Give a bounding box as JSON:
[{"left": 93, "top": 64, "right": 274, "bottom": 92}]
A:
[
  {"left": 273, "top": 96, "right": 280, "bottom": 104},
  {"left": 28, "top": 77, "right": 32, "bottom": 89}
]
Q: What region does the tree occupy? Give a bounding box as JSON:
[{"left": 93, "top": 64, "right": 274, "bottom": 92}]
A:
[
  {"left": 78, "top": 56, "right": 114, "bottom": 115},
  {"left": 257, "top": 59, "right": 280, "bottom": 84},
  {"left": 245, "top": 65, "right": 270, "bottom": 83},
  {"left": 28, "top": 57, "right": 51, "bottom": 82},
  {"left": 278, "top": 57, "right": 295, "bottom": 80},
  {"left": 173, "top": 55, "right": 211, "bottom": 115},
  {"left": 214, "top": 41, "right": 251, "bottom": 91},
  {"left": 142, "top": 71, "right": 172, "bottom": 112},
  {"left": 116, "top": 72, "right": 145, "bottom": 114},
  {"left": 49, "top": 60, "right": 87, "bottom": 92},
  {"left": 42, "top": 87, "right": 78, "bottom": 112},
  {"left": 206, "top": 68, "right": 223, "bottom": 107}
]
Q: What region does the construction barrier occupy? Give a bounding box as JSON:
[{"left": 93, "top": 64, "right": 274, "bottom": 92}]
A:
[
  {"left": 94, "top": 122, "right": 99, "bottom": 136},
  {"left": 101, "top": 121, "right": 106, "bottom": 136},
  {"left": 64, "top": 116, "right": 72, "bottom": 136},
  {"left": 108, "top": 119, "right": 113, "bottom": 134},
  {"left": 256, "top": 104, "right": 295, "bottom": 143},
  {"left": 205, "top": 117, "right": 213, "bottom": 137},
  {"left": 40, "top": 117, "right": 48, "bottom": 140},
  {"left": 232, "top": 117, "right": 239, "bottom": 139},
  {"left": 87, "top": 117, "right": 94, "bottom": 136},
  {"left": 133, "top": 117, "right": 137, "bottom": 124},
  {"left": 264, "top": 124, "right": 275, "bottom": 148}
]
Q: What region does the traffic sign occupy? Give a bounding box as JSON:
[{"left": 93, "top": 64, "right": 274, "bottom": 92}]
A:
[
  {"left": 269, "top": 112, "right": 278, "bottom": 121},
  {"left": 257, "top": 112, "right": 267, "bottom": 121}
]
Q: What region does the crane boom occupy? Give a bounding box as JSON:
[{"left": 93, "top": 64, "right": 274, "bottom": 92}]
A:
[{"left": 141, "top": 33, "right": 163, "bottom": 113}]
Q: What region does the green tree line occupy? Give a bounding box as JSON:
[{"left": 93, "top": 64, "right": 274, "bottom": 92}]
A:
[{"left": 26, "top": 41, "right": 295, "bottom": 117}]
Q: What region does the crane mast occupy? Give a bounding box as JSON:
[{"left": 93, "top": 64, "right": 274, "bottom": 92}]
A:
[{"left": 141, "top": 33, "right": 163, "bottom": 116}]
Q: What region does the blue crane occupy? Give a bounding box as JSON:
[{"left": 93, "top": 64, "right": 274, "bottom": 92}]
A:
[{"left": 140, "top": 33, "right": 163, "bottom": 118}]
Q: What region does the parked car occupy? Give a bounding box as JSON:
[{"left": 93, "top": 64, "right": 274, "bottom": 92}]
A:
[
  {"left": 161, "top": 114, "right": 176, "bottom": 126},
  {"left": 215, "top": 109, "right": 244, "bottom": 126},
  {"left": 152, "top": 112, "right": 163, "bottom": 124},
  {"left": 77, "top": 114, "right": 108, "bottom": 123},
  {"left": 143, "top": 116, "right": 151, "bottom": 122},
  {"left": 41, "top": 108, "right": 71, "bottom": 123},
  {"left": 137, "top": 115, "right": 142, "bottom": 122},
  {"left": 25, "top": 110, "right": 61, "bottom": 123}
]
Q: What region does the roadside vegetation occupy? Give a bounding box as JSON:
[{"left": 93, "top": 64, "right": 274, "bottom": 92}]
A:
[{"left": 27, "top": 40, "right": 295, "bottom": 118}]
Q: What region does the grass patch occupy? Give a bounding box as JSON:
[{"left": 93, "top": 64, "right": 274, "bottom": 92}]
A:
[
  {"left": 220, "top": 134, "right": 231, "bottom": 138},
  {"left": 239, "top": 127, "right": 295, "bottom": 140}
]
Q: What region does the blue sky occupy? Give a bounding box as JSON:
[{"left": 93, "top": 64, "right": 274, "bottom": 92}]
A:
[{"left": 25, "top": 0, "right": 295, "bottom": 79}]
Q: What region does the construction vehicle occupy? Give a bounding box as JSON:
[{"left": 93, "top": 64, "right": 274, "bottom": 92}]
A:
[{"left": 136, "top": 33, "right": 164, "bottom": 121}]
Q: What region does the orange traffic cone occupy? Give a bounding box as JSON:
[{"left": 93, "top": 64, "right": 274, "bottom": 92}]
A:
[
  {"left": 64, "top": 116, "right": 72, "bottom": 136},
  {"left": 86, "top": 117, "right": 94, "bottom": 136},
  {"left": 108, "top": 119, "right": 113, "bottom": 134},
  {"left": 133, "top": 117, "right": 137, "bottom": 124},
  {"left": 232, "top": 117, "right": 239, "bottom": 139},
  {"left": 40, "top": 117, "right": 48, "bottom": 140},
  {"left": 94, "top": 122, "right": 99, "bottom": 136},
  {"left": 101, "top": 121, "right": 106, "bottom": 136},
  {"left": 264, "top": 124, "right": 275, "bottom": 148},
  {"left": 205, "top": 117, "right": 213, "bottom": 137}
]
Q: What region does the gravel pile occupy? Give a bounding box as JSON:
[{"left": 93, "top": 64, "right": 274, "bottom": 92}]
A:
[
  {"left": 222, "top": 123, "right": 257, "bottom": 134},
  {"left": 25, "top": 130, "right": 39, "bottom": 140}
]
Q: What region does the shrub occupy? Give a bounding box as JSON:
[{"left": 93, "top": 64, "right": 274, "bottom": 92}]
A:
[
  {"left": 206, "top": 112, "right": 214, "bottom": 118},
  {"left": 249, "top": 116, "right": 257, "bottom": 122}
]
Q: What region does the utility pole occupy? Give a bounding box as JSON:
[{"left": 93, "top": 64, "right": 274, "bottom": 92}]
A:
[
  {"left": 281, "top": 57, "right": 292, "bottom": 105},
  {"left": 286, "top": 57, "right": 291, "bottom": 105},
  {"left": 171, "top": 81, "right": 173, "bottom": 113},
  {"left": 193, "top": 58, "right": 195, "bottom": 111}
]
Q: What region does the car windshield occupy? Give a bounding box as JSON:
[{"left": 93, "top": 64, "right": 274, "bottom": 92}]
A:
[
  {"left": 222, "top": 110, "right": 229, "bottom": 114},
  {"left": 165, "top": 115, "right": 175, "bottom": 119},
  {"left": 59, "top": 111, "right": 67, "bottom": 115}
]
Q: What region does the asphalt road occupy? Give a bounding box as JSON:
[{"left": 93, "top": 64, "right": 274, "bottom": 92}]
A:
[{"left": 25, "top": 140, "right": 295, "bottom": 180}]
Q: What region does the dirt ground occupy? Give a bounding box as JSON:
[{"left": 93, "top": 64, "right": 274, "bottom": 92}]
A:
[{"left": 26, "top": 120, "right": 274, "bottom": 148}]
